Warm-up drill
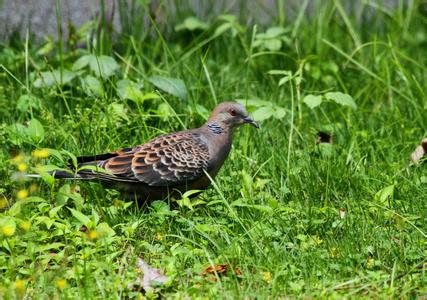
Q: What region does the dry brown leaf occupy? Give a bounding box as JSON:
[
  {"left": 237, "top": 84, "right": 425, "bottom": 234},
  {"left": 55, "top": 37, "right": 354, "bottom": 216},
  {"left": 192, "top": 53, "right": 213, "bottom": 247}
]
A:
[
  {"left": 200, "top": 264, "right": 242, "bottom": 279},
  {"left": 201, "top": 264, "right": 229, "bottom": 276},
  {"left": 410, "top": 138, "right": 427, "bottom": 163}
]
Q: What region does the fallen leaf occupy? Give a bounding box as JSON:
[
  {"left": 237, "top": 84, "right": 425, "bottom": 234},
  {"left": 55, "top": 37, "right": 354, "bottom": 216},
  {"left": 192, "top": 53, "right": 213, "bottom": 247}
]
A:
[
  {"left": 134, "top": 258, "right": 168, "bottom": 291},
  {"left": 201, "top": 264, "right": 229, "bottom": 275},
  {"left": 200, "top": 263, "right": 242, "bottom": 281},
  {"left": 410, "top": 138, "right": 427, "bottom": 163}
]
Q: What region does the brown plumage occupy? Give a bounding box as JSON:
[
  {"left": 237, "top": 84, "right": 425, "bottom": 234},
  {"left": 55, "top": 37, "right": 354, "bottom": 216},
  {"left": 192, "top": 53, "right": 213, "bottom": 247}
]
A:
[{"left": 51, "top": 102, "right": 258, "bottom": 201}]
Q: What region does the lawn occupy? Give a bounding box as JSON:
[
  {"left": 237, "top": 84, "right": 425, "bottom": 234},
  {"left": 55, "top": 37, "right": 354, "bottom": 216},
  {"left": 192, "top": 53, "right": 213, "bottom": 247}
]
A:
[{"left": 0, "top": 0, "right": 426, "bottom": 298}]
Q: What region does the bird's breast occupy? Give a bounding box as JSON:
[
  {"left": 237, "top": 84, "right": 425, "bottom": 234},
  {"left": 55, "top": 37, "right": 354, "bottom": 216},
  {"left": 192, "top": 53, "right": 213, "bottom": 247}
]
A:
[{"left": 205, "top": 134, "right": 232, "bottom": 174}]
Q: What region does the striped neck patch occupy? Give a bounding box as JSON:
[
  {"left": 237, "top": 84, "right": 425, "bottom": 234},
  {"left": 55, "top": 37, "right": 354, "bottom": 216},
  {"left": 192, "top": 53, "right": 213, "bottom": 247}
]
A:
[{"left": 207, "top": 123, "right": 224, "bottom": 134}]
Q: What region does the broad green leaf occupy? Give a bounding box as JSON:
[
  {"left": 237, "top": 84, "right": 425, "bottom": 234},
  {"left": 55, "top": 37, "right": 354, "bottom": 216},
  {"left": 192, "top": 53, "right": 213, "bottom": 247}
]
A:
[
  {"left": 148, "top": 76, "right": 187, "bottom": 100},
  {"left": 116, "top": 79, "right": 144, "bottom": 102},
  {"left": 176, "top": 197, "right": 194, "bottom": 210},
  {"left": 89, "top": 55, "right": 119, "bottom": 78},
  {"left": 91, "top": 208, "right": 100, "bottom": 225},
  {"left": 303, "top": 95, "right": 322, "bottom": 109},
  {"left": 182, "top": 190, "right": 202, "bottom": 198},
  {"left": 72, "top": 54, "right": 92, "bottom": 71},
  {"left": 26, "top": 118, "right": 45, "bottom": 143},
  {"left": 61, "top": 150, "right": 78, "bottom": 170},
  {"left": 265, "top": 26, "right": 287, "bottom": 38},
  {"left": 34, "top": 164, "right": 65, "bottom": 185},
  {"left": 273, "top": 106, "right": 287, "bottom": 119},
  {"left": 7, "top": 201, "right": 22, "bottom": 216},
  {"left": 68, "top": 208, "right": 91, "bottom": 225},
  {"left": 213, "top": 22, "right": 232, "bottom": 37},
  {"left": 151, "top": 201, "right": 170, "bottom": 214},
  {"left": 278, "top": 75, "right": 291, "bottom": 86},
  {"left": 16, "top": 94, "right": 41, "bottom": 112},
  {"left": 375, "top": 185, "right": 395, "bottom": 205},
  {"left": 56, "top": 184, "right": 71, "bottom": 205},
  {"left": 82, "top": 75, "right": 103, "bottom": 97},
  {"left": 33, "top": 69, "right": 76, "bottom": 88},
  {"left": 45, "top": 148, "right": 63, "bottom": 161},
  {"left": 97, "top": 222, "right": 115, "bottom": 238},
  {"left": 252, "top": 106, "right": 274, "bottom": 122},
  {"left": 175, "top": 17, "right": 209, "bottom": 31},
  {"left": 280, "top": 35, "right": 292, "bottom": 46},
  {"left": 264, "top": 39, "right": 282, "bottom": 51},
  {"left": 117, "top": 79, "right": 131, "bottom": 99},
  {"left": 49, "top": 205, "right": 63, "bottom": 218},
  {"left": 6, "top": 123, "right": 27, "bottom": 145},
  {"left": 325, "top": 92, "right": 357, "bottom": 109}
]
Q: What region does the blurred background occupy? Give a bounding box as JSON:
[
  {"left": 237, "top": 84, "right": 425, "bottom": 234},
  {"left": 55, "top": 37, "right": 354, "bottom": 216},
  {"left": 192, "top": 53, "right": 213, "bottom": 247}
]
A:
[{"left": 0, "top": 0, "right": 411, "bottom": 41}]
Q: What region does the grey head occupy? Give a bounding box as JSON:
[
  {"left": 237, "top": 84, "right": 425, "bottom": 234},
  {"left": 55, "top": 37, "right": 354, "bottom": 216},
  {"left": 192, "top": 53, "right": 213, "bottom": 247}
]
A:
[{"left": 205, "top": 102, "right": 259, "bottom": 133}]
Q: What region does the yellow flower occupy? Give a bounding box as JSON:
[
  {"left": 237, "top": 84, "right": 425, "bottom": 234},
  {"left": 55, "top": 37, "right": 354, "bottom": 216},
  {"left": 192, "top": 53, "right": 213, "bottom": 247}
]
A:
[
  {"left": 0, "top": 197, "right": 8, "bottom": 209},
  {"left": 16, "top": 189, "right": 29, "bottom": 200},
  {"left": 262, "top": 271, "right": 272, "bottom": 283},
  {"left": 88, "top": 230, "right": 98, "bottom": 239},
  {"left": 155, "top": 233, "right": 164, "bottom": 241},
  {"left": 32, "top": 149, "right": 50, "bottom": 159},
  {"left": 11, "top": 155, "right": 24, "bottom": 165},
  {"left": 14, "top": 279, "right": 25, "bottom": 293},
  {"left": 55, "top": 279, "right": 67, "bottom": 290},
  {"left": 1, "top": 224, "right": 15, "bottom": 236},
  {"left": 17, "top": 163, "right": 28, "bottom": 172},
  {"left": 20, "top": 221, "right": 31, "bottom": 231}
]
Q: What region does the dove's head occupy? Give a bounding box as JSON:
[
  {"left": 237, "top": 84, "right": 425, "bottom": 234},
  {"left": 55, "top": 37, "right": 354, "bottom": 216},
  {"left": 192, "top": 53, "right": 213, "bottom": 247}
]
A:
[{"left": 207, "top": 102, "right": 259, "bottom": 130}]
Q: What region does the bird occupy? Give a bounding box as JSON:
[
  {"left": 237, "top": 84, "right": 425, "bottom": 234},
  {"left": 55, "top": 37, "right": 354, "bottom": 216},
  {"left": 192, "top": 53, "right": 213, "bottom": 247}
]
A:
[{"left": 34, "top": 102, "right": 259, "bottom": 201}]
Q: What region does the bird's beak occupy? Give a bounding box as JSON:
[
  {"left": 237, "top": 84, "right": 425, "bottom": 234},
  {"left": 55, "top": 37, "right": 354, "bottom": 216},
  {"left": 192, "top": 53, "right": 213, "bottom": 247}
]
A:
[{"left": 243, "top": 116, "right": 259, "bottom": 128}]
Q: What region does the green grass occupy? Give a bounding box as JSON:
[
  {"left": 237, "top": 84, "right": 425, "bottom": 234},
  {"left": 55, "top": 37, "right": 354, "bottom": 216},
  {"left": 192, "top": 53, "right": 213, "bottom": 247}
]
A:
[{"left": 1, "top": 0, "right": 426, "bottom": 298}]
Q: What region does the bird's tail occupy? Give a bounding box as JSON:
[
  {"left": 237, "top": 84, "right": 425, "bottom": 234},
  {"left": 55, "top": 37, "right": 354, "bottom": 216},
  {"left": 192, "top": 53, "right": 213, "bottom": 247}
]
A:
[{"left": 27, "top": 170, "right": 85, "bottom": 180}]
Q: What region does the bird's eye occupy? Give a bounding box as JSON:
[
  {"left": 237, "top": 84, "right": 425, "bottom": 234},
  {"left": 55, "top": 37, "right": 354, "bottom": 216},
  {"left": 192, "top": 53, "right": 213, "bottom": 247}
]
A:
[{"left": 230, "top": 109, "right": 237, "bottom": 116}]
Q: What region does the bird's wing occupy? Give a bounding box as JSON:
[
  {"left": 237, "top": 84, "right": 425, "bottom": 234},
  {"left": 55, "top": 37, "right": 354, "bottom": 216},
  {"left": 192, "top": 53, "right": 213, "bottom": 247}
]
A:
[{"left": 77, "top": 132, "right": 211, "bottom": 186}]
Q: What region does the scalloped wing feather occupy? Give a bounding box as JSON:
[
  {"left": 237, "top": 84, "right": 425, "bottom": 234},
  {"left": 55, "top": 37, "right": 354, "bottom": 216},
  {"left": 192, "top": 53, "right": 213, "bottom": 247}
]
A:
[{"left": 96, "top": 132, "right": 210, "bottom": 187}]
